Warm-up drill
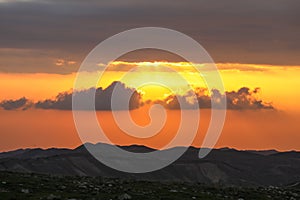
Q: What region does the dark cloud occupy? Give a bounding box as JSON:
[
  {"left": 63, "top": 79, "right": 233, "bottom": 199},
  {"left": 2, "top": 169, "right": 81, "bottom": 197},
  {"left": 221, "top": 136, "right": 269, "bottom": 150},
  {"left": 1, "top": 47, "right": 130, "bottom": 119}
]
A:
[
  {"left": 0, "top": 0, "right": 299, "bottom": 74},
  {"left": 225, "top": 87, "right": 273, "bottom": 110},
  {"left": 0, "top": 83, "right": 273, "bottom": 111},
  {"left": 35, "top": 81, "right": 142, "bottom": 110},
  {"left": 0, "top": 97, "right": 32, "bottom": 110},
  {"left": 154, "top": 87, "right": 274, "bottom": 110}
]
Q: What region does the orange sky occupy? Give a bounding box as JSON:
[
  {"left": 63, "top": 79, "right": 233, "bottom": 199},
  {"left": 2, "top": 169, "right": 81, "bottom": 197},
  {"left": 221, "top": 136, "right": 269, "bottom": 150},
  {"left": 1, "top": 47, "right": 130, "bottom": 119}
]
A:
[
  {"left": 0, "top": 1, "right": 299, "bottom": 154},
  {"left": 0, "top": 61, "right": 300, "bottom": 152},
  {"left": 0, "top": 108, "right": 299, "bottom": 152},
  {"left": 1, "top": 62, "right": 300, "bottom": 111}
]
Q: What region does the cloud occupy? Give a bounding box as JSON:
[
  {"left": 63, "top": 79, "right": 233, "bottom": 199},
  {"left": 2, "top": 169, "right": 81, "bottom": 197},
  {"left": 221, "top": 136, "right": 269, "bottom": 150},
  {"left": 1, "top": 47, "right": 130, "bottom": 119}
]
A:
[
  {"left": 35, "top": 81, "right": 142, "bottom": 110},
  {"left": 217, "top": 63, "right": 270, "bottom": 72},
  {"left": 103, "top": 61, "right": 198, "bottom": 73},
  {"left": 0, "top": 97, "right": 32, "bottom": 110},
  {"left": 0, "top": 0, "right": 299, "bottom": 74},
  {"left": 225, "top": 87, "right": 273, "bottom": 110},
  {"left": 0, "top": 83, "right": 274, "bottom": 111},
  {"left": 104, "top": 61, "right": 298, "bottom": 73},
  {"left": 154, "top": 87, "right": 274, "bottom": 110},
  {"left": 55, "top": 59, "right": 77, "bottom": 67}
]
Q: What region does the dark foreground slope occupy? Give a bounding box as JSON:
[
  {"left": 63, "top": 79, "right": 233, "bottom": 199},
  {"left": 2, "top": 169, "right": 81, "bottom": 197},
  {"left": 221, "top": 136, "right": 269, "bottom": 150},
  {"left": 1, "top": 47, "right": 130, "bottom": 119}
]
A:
[
  {"left": 0, "top": 144, "right": 300, "bottom": 186},
  {"left": 0, "top": 171, "right": 299, "bottom": 200}
]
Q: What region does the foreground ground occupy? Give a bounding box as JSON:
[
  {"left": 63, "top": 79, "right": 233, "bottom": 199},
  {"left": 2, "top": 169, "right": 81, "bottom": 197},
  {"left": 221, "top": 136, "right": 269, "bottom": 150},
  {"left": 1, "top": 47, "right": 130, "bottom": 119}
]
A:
[{"left": 0, "top": 171, "right": 299, "bottom": 200}]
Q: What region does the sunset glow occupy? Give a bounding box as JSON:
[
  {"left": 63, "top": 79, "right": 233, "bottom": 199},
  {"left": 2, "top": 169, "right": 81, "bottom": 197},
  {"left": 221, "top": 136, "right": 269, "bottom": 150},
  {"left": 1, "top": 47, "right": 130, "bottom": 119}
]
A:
[
  {"left": 1, "top": 62, "right": 300, "bottom": 111},
  {"left": 0, "top": 1, "right": 299, "bottom": 195},
  {"left": 1, "top": 60, "right": 300, "bottom": 152}
]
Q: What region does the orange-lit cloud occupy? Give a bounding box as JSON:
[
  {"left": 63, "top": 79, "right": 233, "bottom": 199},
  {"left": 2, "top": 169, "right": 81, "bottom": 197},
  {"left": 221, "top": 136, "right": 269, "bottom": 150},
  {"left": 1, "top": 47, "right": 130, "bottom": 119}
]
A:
[
  {"left": 101, "top": 61, "right": 300, "bottom": 73},
  {"left": 55, "top": 59, "right": 77, "bottom": 67}
]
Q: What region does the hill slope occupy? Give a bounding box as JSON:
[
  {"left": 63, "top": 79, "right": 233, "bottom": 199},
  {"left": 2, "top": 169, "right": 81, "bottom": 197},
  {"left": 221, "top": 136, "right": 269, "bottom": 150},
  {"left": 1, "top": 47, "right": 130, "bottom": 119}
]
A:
[{"left": 0, "top": 144, "right": 299, "bottom": 186}]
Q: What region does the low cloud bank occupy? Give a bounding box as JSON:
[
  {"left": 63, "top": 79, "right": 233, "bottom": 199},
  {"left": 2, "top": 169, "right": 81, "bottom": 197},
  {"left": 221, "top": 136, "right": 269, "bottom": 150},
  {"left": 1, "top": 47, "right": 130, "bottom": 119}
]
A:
[
  {"left": 155, "top": 87, "right": 273, "bottom": 110},
  {"left": 35, "top": 81, "right": 142, "bottom": 110},
  {"left": 0, "top": 82, "right": 273, "bottom": 111},
  {"left": 0, "top": 97, "right": 32, "bottom": 110}
]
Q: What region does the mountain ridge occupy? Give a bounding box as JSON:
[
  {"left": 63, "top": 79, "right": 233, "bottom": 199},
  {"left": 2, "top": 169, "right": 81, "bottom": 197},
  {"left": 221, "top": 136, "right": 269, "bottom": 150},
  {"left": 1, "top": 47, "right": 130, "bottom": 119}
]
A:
[{"left": 0, "top": 143, "right": 299, "bottom": 186}]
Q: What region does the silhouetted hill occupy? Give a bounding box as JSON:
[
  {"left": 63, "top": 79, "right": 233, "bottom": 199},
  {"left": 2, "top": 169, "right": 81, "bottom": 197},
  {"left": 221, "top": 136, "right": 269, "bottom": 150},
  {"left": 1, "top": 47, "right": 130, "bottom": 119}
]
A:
[{"left": 0, "top": 144, "right": 299, "bottom": 186}]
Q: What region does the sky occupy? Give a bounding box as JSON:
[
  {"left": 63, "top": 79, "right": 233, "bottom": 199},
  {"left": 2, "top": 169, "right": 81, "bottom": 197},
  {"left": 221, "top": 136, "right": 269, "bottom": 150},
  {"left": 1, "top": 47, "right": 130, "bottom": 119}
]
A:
[{"left": 0, "top": 0, "right": 299, "bottom": 152}]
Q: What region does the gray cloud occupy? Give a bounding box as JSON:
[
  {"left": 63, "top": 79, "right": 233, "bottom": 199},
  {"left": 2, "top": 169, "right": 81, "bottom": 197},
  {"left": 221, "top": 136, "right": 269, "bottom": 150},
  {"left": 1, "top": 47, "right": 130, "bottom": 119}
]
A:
[
  {"left": 0, "top": 0, "right": 299, "bottom": 74},
  {"left": 154, "top": 87, "right": 274, "bottom": 110},
  {"left": 0, "top": 83, "right": 273, "bottom": 111},
  {"left": 0, "top": 97, "right": 32, "bottom": 110},
  {"left": 35, "top": 81, "right": 142, "bottom": 110}
]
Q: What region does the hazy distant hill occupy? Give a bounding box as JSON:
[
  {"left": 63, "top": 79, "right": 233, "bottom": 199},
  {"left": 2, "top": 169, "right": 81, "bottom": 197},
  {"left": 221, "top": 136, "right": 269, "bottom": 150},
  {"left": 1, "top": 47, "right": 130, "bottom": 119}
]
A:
[{"left": 0, "top": 144, "right": 299, "bottom": 186}]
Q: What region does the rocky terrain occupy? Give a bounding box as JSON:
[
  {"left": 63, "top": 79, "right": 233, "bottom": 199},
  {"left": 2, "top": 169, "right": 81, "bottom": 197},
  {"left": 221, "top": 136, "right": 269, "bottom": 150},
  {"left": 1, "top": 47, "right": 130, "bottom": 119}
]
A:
[{"left": 0, "top": 171, "right": 299, "bottom": 200}]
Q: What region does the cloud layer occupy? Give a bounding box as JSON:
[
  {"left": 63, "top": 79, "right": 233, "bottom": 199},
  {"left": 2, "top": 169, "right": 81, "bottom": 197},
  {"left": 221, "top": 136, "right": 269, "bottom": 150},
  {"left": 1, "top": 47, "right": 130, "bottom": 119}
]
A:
[
  {"left": 0, "top": 0, "right": 299, "bottom": 74},
  {"left": 0, "top": 82, "right": 273, "bottom": 111}
]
